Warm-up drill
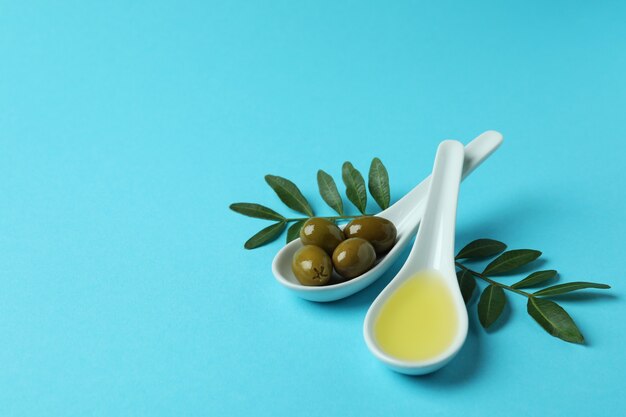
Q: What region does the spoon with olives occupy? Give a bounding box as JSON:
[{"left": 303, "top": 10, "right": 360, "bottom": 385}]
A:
[
  {"left": 363, "top": 140, "right": 467, "bottom": 374},
  {"left": 272, "top": 130, "right": 503, "bottom": 302}
]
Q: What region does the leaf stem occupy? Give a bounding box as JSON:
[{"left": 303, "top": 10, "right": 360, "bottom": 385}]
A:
[{"left": 455, "top": 262, "right": 533, "bottom": 298}]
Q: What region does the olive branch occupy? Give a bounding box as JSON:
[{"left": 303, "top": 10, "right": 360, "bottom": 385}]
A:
[
  {"left": 455, "top": 238, "right": 610, "bottom": 344},
  {"left": 229, "top": 158, "right": 390, "bottom": 249}
]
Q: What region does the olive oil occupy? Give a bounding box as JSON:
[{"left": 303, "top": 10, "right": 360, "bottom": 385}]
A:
[{"left": 373, "top": 271, "right": 458, "bottom": 361}]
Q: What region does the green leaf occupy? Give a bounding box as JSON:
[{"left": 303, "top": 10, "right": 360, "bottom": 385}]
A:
[
  {"left": 244, "top": 221, "right": 286, "bottom": 249},
  {"left": 477, "top": 285, "right": 506, "bottom": 328},
  {"left": 483, "top": 249, "right": 542, "bottom": 275},
  {"left": 265, "top": 175, "right": 314, "bottom": 216},
  {"left": 512, "top": 270, "right": 558, "bottom": 289},
  {"left": 368, "top": 157, "right": 390, "bottom": 210},
  {"left": 455, "top": 239, "right": 507, "bottom": 260},
  {"left": 341, "top": 162, "right": 367, "bottom": 214},
  {"left": 533, "top": 282, "right": 611, "bottom": 297},
  {"left": 286, "top": 220, "right": 306, "bottom": 243},
  {"left": 229, "top": 203, "right": 285, "bottom": 221},
  {"left": 456, "top": 269, "right": 476, "bottom": 304},
  {"left": 527, "top": 297, "right": 584, "bottom": 343},
  {"left": 316, "top": 170, "right": 344, "bottom": 215}
]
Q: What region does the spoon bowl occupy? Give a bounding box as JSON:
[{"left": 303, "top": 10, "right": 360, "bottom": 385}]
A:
[
  {"left": 363, "top": 140, "right": 468, "bottom": 374},
  {"left": 272, "top": 131, "right": 503, "bottom": 302}
]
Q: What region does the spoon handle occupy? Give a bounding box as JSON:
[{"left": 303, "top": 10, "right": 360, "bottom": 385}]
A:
[
  {"left": 411, "top": 140, "right": 465, "bottom": 272},
  {"left": 461, "top": 130, "right": 503, "bottom": 179},
  {"left": 381, "top": 131, "right": 502, "bottom": 222}
]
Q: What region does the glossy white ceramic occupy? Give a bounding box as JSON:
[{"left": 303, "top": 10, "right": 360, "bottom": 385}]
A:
[
  {"left": 363, "top": 140, "right": 467, "bottom": 374},
  {"left": 272, "top": 131, "right": 503, "bottom": 302}
]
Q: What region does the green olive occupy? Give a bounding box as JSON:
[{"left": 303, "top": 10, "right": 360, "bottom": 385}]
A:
[
  {"left": 332, "top": 238, "right": 376, "bottom": 279},
  {"left": 344, "top": 216, "right": 397, "bottom": 255},
  {"left": 299, "top": 217, "right": 345, "bottom": 254},
  {"left": 292, "top": 245, "right": 333, "bottom": 286}
]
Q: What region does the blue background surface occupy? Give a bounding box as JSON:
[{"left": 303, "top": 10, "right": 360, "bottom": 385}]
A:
[{"left": 1, "top": 1, "right": 625, "bottom": 416}]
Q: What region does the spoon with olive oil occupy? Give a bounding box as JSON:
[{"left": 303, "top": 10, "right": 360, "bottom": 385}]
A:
[
  {"left": 363, "top": 140, "right": 468, "bottom": 374},
  {"left": 272, "top": 131, "right": 503, "bottom": 302}
]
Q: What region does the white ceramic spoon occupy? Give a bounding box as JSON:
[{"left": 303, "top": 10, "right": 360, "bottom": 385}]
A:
[
  {"left": 272, "top": 130, "right": 503, "bottom": 302},
  {"left": 363, "top": 140, "right": 467, "bottom": 374}
]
